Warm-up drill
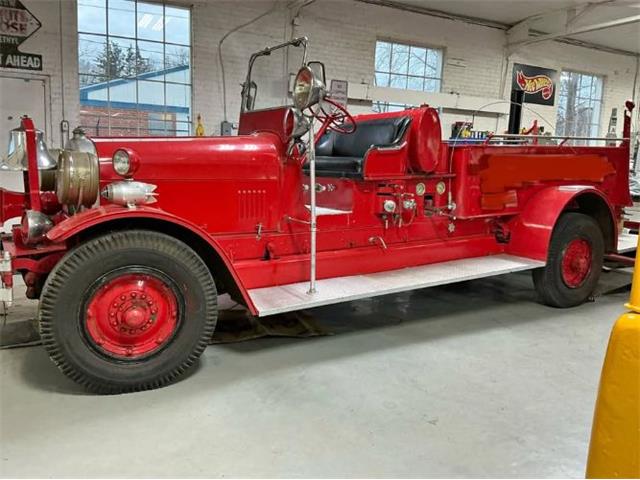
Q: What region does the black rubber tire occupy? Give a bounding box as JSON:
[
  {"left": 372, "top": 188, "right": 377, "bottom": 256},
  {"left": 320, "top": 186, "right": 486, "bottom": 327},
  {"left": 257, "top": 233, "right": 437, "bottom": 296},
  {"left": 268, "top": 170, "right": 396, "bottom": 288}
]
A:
[
  {"left": 532, "top": 212, "right": 604, "bottom": 308},
  {"left": 38, "top": 230, "right": 217, "bottom": 394}
]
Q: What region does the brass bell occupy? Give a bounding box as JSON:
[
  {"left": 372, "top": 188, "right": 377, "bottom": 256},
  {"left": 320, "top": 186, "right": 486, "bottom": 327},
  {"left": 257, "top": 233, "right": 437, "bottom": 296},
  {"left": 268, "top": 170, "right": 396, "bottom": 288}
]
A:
[
  {"left": 1, "top": 127, "right": 57, "bottom": 171},
  {"left": 35, "top": 130, "right": 57, "bottom": 170}
]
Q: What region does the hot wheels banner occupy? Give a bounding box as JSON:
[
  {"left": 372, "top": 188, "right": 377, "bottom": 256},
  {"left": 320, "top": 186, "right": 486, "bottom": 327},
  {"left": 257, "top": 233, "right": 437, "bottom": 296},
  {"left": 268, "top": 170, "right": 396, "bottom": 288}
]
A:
[{"left": 512, "top": 63, "right": 557, "bottom": 106}]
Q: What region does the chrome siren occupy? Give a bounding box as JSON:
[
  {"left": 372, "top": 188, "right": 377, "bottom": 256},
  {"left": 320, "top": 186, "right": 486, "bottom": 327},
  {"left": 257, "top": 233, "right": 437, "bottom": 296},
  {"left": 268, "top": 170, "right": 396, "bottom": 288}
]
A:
[{"left": 101, "top": 181, "right": 158, "bottom": 207}]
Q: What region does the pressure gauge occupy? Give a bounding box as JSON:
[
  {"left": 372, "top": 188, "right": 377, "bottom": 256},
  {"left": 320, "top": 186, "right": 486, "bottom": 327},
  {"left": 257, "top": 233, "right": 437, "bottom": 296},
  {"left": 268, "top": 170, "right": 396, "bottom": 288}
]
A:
[
  {"left": 436, "top": 181, "right": 446, "bottom": 195},
  {"left": 383, "top": 199, "right": 397, "bottom": 213},
  {"left": 416, "top": 183, "right": 426, "bottom": 196}
]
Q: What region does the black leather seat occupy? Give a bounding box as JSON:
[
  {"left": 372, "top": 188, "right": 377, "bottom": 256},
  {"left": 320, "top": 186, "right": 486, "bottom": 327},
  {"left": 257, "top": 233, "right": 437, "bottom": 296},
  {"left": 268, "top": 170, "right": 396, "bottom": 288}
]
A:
[{"left": 303, "top": 116, "right": 411, "bottom": 178}]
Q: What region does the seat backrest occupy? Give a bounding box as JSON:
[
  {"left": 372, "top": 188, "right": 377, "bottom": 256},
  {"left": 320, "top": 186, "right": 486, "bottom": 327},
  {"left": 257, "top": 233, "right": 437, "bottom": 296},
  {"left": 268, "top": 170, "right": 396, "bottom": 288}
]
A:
[{"left": 316, "top": 116, "right": 411, "bottom": 158}]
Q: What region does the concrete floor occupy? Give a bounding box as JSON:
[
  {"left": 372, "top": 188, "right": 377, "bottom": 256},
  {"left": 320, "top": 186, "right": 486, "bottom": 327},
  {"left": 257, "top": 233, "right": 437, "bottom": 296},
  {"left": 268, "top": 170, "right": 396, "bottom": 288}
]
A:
[{"left": 0, "top": 271, "right": 627, "bottom": 478}]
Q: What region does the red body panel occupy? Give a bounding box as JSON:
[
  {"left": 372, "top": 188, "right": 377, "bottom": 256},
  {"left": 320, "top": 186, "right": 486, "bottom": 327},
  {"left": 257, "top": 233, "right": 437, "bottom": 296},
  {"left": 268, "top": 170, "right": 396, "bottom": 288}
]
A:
[
  {"left": 237, "top": 106, "right": 293, "bottom": 143},
  {"left": 506, "top": 186, "right": 616, "bottom": 261},
  {"left": 93, "top": 133, "right": 288, "bottom": 233}
]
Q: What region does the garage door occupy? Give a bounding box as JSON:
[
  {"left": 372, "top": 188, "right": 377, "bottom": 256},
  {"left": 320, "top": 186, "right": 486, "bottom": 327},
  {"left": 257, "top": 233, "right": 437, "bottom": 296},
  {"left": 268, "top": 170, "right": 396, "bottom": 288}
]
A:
[{"left": 0, "top": 75, "right": 47, "bottom": 193}]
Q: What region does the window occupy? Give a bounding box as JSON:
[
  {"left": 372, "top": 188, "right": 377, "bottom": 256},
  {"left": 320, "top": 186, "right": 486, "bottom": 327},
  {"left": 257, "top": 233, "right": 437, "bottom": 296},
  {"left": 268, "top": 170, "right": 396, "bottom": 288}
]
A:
[
  {"left": 555, "top": 71, "right": 603, "bottom": 143},
  {"left": 77, "top": 0, "right": 192, "bottom": 137},
  {"left": 374, "top": 40, "right": 443, "bottom": 93}
]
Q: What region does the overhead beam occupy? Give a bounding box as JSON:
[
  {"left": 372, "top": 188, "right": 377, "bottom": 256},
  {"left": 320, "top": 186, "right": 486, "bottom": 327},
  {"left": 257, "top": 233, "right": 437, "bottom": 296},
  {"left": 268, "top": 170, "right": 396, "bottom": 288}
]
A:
[
  {"left": 353, "top": 0, "right": 508, "bottom": 30},
  {"left": 552, "top": 35, "right": 640, "bottom": 57},
  {"left": 566, "top": 3, "right": 606, "bottom": 27},
  {"left": 507, "top": 0, "right": 616, "bottom": 31},
  {"left": 510, "top": 14, "right": 640, "bottom": 49},
  {"left": 356, "top": 0, "right": 640, "bottom": 57}
]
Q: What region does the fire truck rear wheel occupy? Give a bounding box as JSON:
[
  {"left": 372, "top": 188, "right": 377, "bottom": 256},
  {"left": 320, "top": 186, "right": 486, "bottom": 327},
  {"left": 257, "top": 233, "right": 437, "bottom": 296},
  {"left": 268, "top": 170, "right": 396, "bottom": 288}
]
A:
[
  {"left": 533, "top": 212, "right": 604, "bottom": 308},
  {"left": 38, "top": 230, "right": 217, "bottom": 394}
]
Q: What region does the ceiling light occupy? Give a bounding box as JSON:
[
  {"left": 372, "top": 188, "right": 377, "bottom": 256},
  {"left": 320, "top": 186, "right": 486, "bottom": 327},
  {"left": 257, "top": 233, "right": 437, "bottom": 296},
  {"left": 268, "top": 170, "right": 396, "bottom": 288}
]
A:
[{"left": 138, "top": 13, "right": 152, "bottom": 29}]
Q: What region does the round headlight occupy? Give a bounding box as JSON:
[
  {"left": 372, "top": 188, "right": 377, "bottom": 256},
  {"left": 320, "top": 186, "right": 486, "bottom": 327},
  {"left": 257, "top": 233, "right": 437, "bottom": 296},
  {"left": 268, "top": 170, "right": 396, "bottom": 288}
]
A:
[
  {"left": 21, "top": 209, "right": 53, "bottom": 245},
  {"left": 113, "top": 149, "right": 131, "bottom": 176},
  {"left": 293, "top": 68, "right": 313, "bottom": 110}
]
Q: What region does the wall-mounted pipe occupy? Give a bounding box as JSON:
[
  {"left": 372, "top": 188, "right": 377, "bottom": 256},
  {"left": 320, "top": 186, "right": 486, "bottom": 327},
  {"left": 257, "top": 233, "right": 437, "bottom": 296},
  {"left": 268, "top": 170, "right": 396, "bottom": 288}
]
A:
[{"left": 217, "top": 2, "right": 281, "bottom": 123}]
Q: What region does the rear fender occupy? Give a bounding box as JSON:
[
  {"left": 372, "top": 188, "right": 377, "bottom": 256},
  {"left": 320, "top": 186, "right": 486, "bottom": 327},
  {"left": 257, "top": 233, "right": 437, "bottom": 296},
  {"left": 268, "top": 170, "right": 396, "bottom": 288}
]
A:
[
  {"left": 46, "top": 205, "right": 257, "bottom": 314},
  {"left": 506, "top": 186, "right": 616, "bottom": 261}
]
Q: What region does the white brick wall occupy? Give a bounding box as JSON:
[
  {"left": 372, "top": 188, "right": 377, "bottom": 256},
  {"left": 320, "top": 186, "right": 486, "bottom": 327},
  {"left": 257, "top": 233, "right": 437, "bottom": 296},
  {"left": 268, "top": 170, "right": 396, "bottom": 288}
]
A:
[{"left": 1, "top": 0, "right": 638, "bottom": 142}]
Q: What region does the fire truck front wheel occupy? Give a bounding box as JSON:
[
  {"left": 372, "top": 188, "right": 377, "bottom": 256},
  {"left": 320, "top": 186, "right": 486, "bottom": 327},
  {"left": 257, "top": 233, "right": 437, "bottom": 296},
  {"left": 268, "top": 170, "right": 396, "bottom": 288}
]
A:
[
  {"left": 38, "top": 230, "right": 218, "bottom": 394},
  {"left": 533, "top": 212, "right": 604, "bottom": 308}
]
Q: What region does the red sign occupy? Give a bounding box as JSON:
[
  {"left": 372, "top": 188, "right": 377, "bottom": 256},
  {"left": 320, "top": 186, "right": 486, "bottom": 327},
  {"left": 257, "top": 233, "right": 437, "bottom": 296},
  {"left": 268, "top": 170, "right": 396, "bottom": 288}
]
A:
[
  {"left": 0, "top": 0, "right": 42, "bottom": 71},
  {"left": 0, "top": 4, "right": 39, "bottom": 37}
]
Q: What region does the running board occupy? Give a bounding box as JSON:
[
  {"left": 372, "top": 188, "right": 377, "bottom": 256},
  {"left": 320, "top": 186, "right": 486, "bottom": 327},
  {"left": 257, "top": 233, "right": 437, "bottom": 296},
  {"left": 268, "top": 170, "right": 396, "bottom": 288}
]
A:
[
  {"left": 617, "top": 231, "right": 638, "bottom": 254},
  {"left": 248, "top": 254, "right": 544, "bottom": 317}
]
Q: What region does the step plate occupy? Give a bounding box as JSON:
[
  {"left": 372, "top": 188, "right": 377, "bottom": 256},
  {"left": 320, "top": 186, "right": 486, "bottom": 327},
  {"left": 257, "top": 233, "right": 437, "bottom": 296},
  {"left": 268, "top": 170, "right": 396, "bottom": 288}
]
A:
[
  {"left": 248, "top": 254, "right": 544, "bottom": 317},
  {"left": 617, "top": 231, "right": 638, "bottom": 254}
]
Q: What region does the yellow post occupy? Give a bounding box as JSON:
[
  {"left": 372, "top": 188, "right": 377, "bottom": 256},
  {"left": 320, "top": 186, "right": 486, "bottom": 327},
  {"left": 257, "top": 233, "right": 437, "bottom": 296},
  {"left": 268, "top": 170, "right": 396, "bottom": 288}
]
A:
[
  {"left": 627, "top": 238, "right": 640, "bottom": 313},
  {"left": 586, "top": 235, "right": 640, "bottom": 478},
  {"left": 195, "top": 114, "right": 205, "bottom": 137}
]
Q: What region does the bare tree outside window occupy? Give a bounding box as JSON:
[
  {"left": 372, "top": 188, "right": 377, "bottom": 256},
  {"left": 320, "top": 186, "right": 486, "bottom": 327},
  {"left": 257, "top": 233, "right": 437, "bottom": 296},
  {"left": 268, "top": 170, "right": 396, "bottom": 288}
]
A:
[
  {"left": 555, "top": 71, "right": 603, "bottom": 145},
  {"left": 374, "top": 40, "right": 443, "bottom": 93}
]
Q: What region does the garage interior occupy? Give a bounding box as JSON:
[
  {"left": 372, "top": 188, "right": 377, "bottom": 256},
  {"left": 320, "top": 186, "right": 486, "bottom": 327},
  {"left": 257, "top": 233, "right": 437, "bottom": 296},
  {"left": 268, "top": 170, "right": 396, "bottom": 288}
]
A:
[{"left": 1, "top": 0, "right": 639, "bottom": 477}]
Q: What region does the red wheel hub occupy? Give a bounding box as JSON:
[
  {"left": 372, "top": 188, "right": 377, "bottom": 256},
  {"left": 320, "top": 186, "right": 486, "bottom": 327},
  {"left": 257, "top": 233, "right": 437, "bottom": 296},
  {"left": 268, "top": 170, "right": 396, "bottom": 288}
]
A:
[
  {"left": 561, "top": 238, "right": 592, "bottom": 288},
  {"left": 85, "top": 273, "right": 179, "bottom": 358}
]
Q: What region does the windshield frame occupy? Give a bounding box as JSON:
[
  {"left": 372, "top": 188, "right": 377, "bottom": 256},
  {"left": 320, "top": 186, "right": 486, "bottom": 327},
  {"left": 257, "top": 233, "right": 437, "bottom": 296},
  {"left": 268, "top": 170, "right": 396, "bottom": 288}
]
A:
[{"left": 240, "top": 36, "right": 309, "bottom": 114}]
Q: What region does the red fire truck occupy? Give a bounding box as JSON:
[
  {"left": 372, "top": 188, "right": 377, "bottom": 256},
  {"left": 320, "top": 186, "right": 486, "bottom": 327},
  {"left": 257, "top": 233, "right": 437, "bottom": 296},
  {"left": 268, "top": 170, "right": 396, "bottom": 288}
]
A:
[{"left": 0, "top": 37, "right": 634, "bottom": 392}]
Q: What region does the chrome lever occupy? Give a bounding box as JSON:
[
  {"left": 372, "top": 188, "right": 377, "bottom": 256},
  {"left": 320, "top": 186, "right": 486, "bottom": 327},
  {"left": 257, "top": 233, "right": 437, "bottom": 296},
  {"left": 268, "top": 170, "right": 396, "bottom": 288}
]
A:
[{"left": 369, "top": 236, "right": 388, "bottom": 250}]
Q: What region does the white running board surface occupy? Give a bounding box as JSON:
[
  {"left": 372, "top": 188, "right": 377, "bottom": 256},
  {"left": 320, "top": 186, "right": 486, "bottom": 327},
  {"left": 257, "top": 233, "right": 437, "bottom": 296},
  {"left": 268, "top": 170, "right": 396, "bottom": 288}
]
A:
[
  {"left": 305, "top": 205, "right": 352, "bottom": 216},
  {"left": 617, "top": 231, "right": 638, "bottom": 254},
  {"left": 248, "top": 254, "right": 544, "bottom": 317}
]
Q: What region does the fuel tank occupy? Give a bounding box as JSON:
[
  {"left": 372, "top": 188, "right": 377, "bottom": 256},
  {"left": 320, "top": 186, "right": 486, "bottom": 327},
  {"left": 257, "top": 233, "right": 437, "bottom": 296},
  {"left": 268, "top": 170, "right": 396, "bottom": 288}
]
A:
[{"left": 93, "top": 132, "right": 285, "bottom": 233}]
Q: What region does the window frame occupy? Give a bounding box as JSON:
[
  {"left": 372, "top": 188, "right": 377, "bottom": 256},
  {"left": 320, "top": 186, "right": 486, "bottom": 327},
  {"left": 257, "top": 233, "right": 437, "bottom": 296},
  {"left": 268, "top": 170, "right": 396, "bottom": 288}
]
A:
[
  {"left": 77, "top": 0, "right": 194, "bottom": 137},
  {"left": 373, "top": 38, "right": 445, "bottom": 94},
  {"left": 555, "top": 69, "right": 605, "bottom": 143}
]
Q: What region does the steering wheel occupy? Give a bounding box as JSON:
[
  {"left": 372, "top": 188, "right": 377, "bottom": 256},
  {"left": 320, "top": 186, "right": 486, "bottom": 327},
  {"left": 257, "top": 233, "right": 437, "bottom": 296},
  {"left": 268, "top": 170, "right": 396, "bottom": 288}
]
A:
[{"left": 307, "top": 97, "right": 357, "bottom": 134}]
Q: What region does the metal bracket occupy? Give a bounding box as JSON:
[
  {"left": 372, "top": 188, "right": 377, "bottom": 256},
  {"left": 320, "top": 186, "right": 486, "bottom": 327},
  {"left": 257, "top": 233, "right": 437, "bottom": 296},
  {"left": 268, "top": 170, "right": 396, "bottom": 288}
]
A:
[{"left": 315, "top": 183, "right": 336, "bottom": 193}]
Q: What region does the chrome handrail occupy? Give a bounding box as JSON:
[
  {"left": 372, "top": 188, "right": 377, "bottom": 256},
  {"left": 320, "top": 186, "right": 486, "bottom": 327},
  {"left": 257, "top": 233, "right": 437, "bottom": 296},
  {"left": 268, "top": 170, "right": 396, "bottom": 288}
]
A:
[
  {"left": 483, "top": 134, "right": 629, "bottom": 141},
  {"left": 307, "top": 120, "right": 317, "bottom": 295}
]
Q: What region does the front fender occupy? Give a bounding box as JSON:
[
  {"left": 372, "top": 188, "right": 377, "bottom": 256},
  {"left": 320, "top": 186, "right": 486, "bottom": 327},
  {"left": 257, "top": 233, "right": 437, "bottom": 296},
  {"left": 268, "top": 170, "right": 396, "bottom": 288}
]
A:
[
  {"left": 47, "top": 205, "right": 208, "bottom": 243},
  {"left": 45, "top": 205, "right": 257, "bottom": 313},
  {"left": 506, "top": 185, "right": 616, "bottom": 261}
]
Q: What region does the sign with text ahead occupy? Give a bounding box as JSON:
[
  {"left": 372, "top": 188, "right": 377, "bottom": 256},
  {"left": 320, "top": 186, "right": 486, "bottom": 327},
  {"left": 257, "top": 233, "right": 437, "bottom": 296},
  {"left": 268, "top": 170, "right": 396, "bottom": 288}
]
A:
[
  {"left": 0, "top": 0, "right": 42, "bottom": 71},
  {"left": 512, "top": 63, "right": 557, "bottom": 106}
]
